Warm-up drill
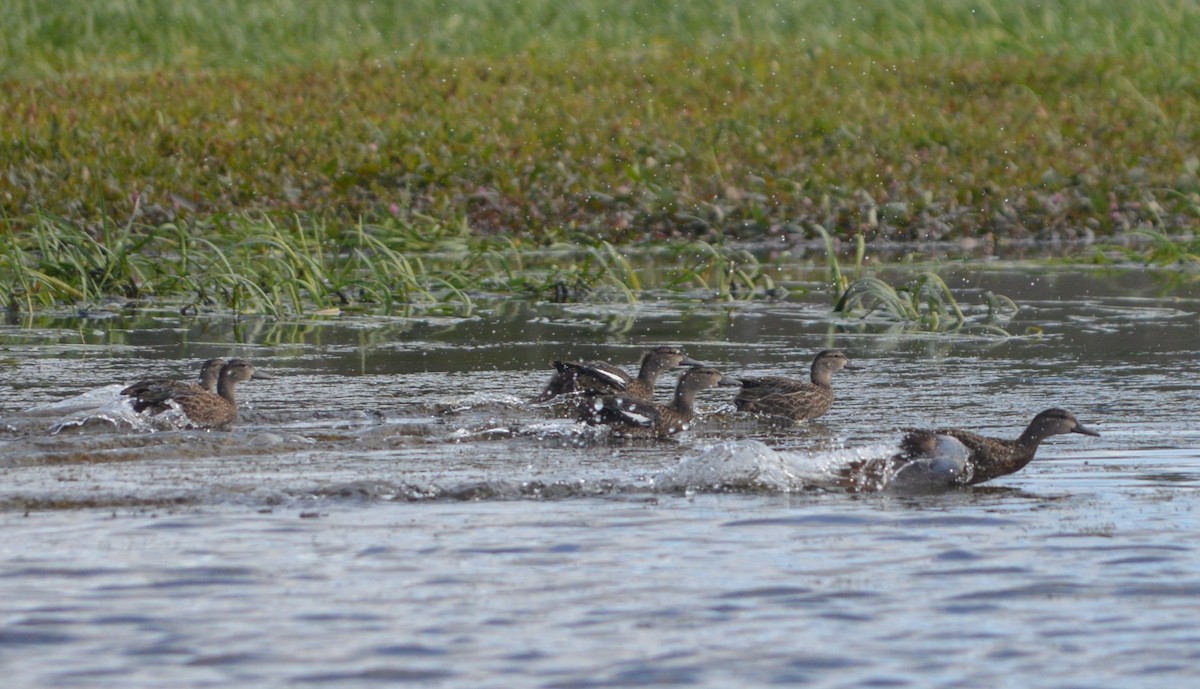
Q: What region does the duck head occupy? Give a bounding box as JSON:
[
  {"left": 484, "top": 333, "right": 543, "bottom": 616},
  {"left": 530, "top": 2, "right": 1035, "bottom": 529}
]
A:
[
  {"left": 220, "top": 359, "right": 274, "bottom": 384},
  {"left": 642, "top": 346, "right": 705, "bottom": 370},
  {"left": 1028, "top": 408, "right": 1099, "bottom": 438}
]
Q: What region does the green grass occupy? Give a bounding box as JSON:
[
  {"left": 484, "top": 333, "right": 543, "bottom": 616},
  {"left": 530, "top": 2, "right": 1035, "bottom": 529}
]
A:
[
  {"left": 2, "top": 1, "right": 1200, "bottom": 313},
  {"left": 815, "top": 234, "right": 1017, "bottom": 333},
  {"left": 5, "top": 1, "right": 1200, "bottom": 74},
  {"left": 0, "top": 211, "right": 793, "bottom": 316},
  {"left": 5, "top": 46, "right": 1197, "bottom": 242},
  {"left": 833, "top": 273, "right": 1018, "bottom": 334},
  {"left": 1117, "top": 229, "right": 1200, "bottom": 269},
  {"left": 2, "top": 212, "right": 454, "bottom": 317}
]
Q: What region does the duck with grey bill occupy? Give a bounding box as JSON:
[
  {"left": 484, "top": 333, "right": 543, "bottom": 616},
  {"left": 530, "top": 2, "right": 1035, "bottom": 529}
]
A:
[
  {"left": 121, "top": 357, "right": 227, "bottom": 413},
  {"left": 840, "top": 408, "right": 1100, "bottom": 490},
  {"left": 531, "top": 346, "right": 705, "bottom": 403},
  {"left": 731, "top": 349, "right": 859, "bottom": 421},
  {"left": 578, "top": 367, "right": 740, "bottom": 439},
  {"left": 122, "top": 358, "right": 273, "bottom": 429}
]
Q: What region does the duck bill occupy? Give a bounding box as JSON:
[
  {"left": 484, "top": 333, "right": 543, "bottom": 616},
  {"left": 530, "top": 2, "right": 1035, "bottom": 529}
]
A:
[
  {"left": 679, "top": 356, "right": 707, "bottom": 367},
  {"left": 717, "top": 375, "right": 742, "bottom": 387},
  {"left": 842, "top": 363, "right": 864, "bottom": 371},
  {"left": 251, "top": 371, "right": 275, "bottom": 380},
  {"left": 1072, "top": 423, "right": 1100, "bottom": 437}
]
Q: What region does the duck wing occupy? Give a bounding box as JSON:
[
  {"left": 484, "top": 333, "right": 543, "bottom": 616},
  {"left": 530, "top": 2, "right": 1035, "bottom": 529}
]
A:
[
  {"left": 565, "top": 361, "right": 632, "bottom": 391},
  {"left": 578, "top": 395, "right": 660, "bottom": 428},
  {"left": 922, "top": 428, "right": 993, "bottom": 457},
  {"left": 530, "top": 360, "right": 632, "bottom": 402},
  {"left": 121, "top": 379, "right": 202, "bottom": 414},
  {"left": 735, "top": 376, "right": 810, "bottom": 393},
  {"left": 733, "top": 377, "right": 831, "bottom": 419}
]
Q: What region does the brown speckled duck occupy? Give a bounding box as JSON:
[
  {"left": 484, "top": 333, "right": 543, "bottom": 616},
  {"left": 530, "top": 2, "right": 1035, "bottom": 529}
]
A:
[
  {"left": 732, "top": 349, "right": 858, "bottom": 421},
  {"left": 121, "top": 358, "right": 227, "bottom": 413},
  {"left": 841, "top": 408, "right": 1100, "bottom": 490},
  {"left": 907, "top": 407, "right": 1100, "bottom": 485},
  {"left": 123, "top": 358, "right": 272, "bottom": 428},
  {"left": 531, "top": 346, "right": 704, "bottom": 403},
  {"left": 578, "top": 367, "right": 739, "bottom": 438}
]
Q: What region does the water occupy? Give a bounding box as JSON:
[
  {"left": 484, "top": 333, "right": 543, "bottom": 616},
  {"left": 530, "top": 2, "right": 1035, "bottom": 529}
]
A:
[{"left": 2, "top": 265, "right": 1199, "bottom": 688}]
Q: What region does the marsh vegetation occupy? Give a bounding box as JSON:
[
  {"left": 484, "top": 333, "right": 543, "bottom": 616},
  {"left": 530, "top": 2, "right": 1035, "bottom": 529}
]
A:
[{"left": 2, "top": 1, "right": 1198, "bottom": 316}]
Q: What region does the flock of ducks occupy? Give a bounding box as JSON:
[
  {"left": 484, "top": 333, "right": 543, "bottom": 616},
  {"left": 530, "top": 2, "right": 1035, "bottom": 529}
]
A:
[
  {"left": 118, "top": 348, "right": 1100, "bottom": 488},
  {"left": 532, "top": 347, "right": 858, "bottom": 437}
]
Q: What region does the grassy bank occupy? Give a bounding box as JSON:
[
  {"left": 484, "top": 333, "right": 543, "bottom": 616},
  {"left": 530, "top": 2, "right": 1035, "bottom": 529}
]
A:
[{"left": 2, "top": 1, "right": 1199, "bottom": 312}]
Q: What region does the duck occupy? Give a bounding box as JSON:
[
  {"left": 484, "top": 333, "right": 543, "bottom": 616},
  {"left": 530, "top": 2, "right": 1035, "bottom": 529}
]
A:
[
  {"left": 731, "top": 349, "right": 858, "bottom": 421},
  {"left": 122, "top": 358, "right": 273, "bottom": 428},
  {"left": 578, "top": 366, "right": 740, "bottom": 438},
  {"left": 904, "top": 407, "right": 1100, "bottom": 485},
  {"left": 121, "top": 358, "right": 227, "bottom": 413},
  {"left": 842, "top": 408, "right": 1100, "bottom": 490},
  {"left": 531, "top": 346, "right": 704, "bottom": 403}
]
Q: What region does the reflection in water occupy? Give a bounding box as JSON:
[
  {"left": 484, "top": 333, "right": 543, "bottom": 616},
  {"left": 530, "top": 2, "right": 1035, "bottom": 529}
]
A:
[{"left": 1, "top": 266, "right": 1199, "bottom": 687}]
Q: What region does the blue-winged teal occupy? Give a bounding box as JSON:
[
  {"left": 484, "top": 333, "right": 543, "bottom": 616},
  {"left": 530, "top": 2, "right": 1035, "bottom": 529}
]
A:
[
  {"left": 531, "top": 346, "right": 704, "bottom": 402},
  {"left": 732, "top": 349, "right": 858, "bottom": 421},
  {"left": 122, "top": 358, "right": 272, "bottom": 428},
  {"left": 578, "top": 367, "right": 740, "bottom": 438},
  {"left": 121, "top": 358, "right": 227, "bottom": 413},
  {"left": 907, "top": 407, "right": 1099, "bottom": 485},
  {"left": 843, "top": 408, "right": 1100, "bottom": 489}
]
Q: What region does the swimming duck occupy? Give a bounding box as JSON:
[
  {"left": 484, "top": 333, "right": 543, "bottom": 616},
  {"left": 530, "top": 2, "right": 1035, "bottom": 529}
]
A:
[
  {"left": 907, "top": 407, "right": 1100, "bottom": 485},
  {"left": 732, "top": 349, "right": 858, "bottom": 421},
  {"left": 122, "top": 358, "right": 273, "bottom": 428},
  {"left": 121, "top": 358, "right": 227, "bottom": 413},
  {"left": 531, "top": 346, "right": 704, "bottom": 403},
  {"left": 578, "top": 367, "right": 740, "bottom": 438},
  {"left": 842, "top": 408, "right": 1100, "bottom": 490}
]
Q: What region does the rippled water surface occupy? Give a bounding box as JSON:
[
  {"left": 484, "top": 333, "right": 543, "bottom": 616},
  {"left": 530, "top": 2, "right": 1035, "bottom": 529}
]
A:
[{"left": 2, "top": 266, "right": 1199, "bottom": 688}]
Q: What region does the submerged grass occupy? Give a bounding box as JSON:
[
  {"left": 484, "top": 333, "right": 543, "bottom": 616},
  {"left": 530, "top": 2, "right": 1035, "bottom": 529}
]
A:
[
  {"left": 2, "top": 214, "right": 458, "bottom": 318},
  {"left": 820, "top": 235, "right": 1018, "bottom": 333},
  {"left": 476, "top": 238, "right": 640, "bottom": 303},
  {"left": 1123, "top": 229, "right": 1200, "bottom": 269},
  {"left": 6, "top": 214, "right": 788, "bottom": 315},
  {"left": 666, "top": 241, "right": 782, "bottom": 301},
  {"left": 833, "top": 272, "right": 1019, "bottom": 334}
]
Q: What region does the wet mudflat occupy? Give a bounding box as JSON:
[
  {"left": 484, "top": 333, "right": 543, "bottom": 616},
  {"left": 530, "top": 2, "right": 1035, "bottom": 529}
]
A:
[{"left": 1, "top": 265, "right": 1198, "bottom": 688}]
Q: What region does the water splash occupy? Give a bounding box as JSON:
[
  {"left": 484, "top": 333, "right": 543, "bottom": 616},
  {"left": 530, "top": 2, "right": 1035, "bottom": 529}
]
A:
[
  {"left": 48, "top": 396, "right": 189, "bottom": 435},
  {"left": 23, "top": 384, "right": 129, "bottom": 417},
  {"left": 655, "top": 439, "right": 967, "bottom": 493},
  {"left": 654, "top": 440, "right": 810, "bottom": 492}
]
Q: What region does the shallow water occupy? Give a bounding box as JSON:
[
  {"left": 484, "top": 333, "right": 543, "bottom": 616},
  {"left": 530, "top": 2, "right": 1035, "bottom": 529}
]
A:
[{"left": 2, "top": 265, "right": 1199, "bottom": 688}]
